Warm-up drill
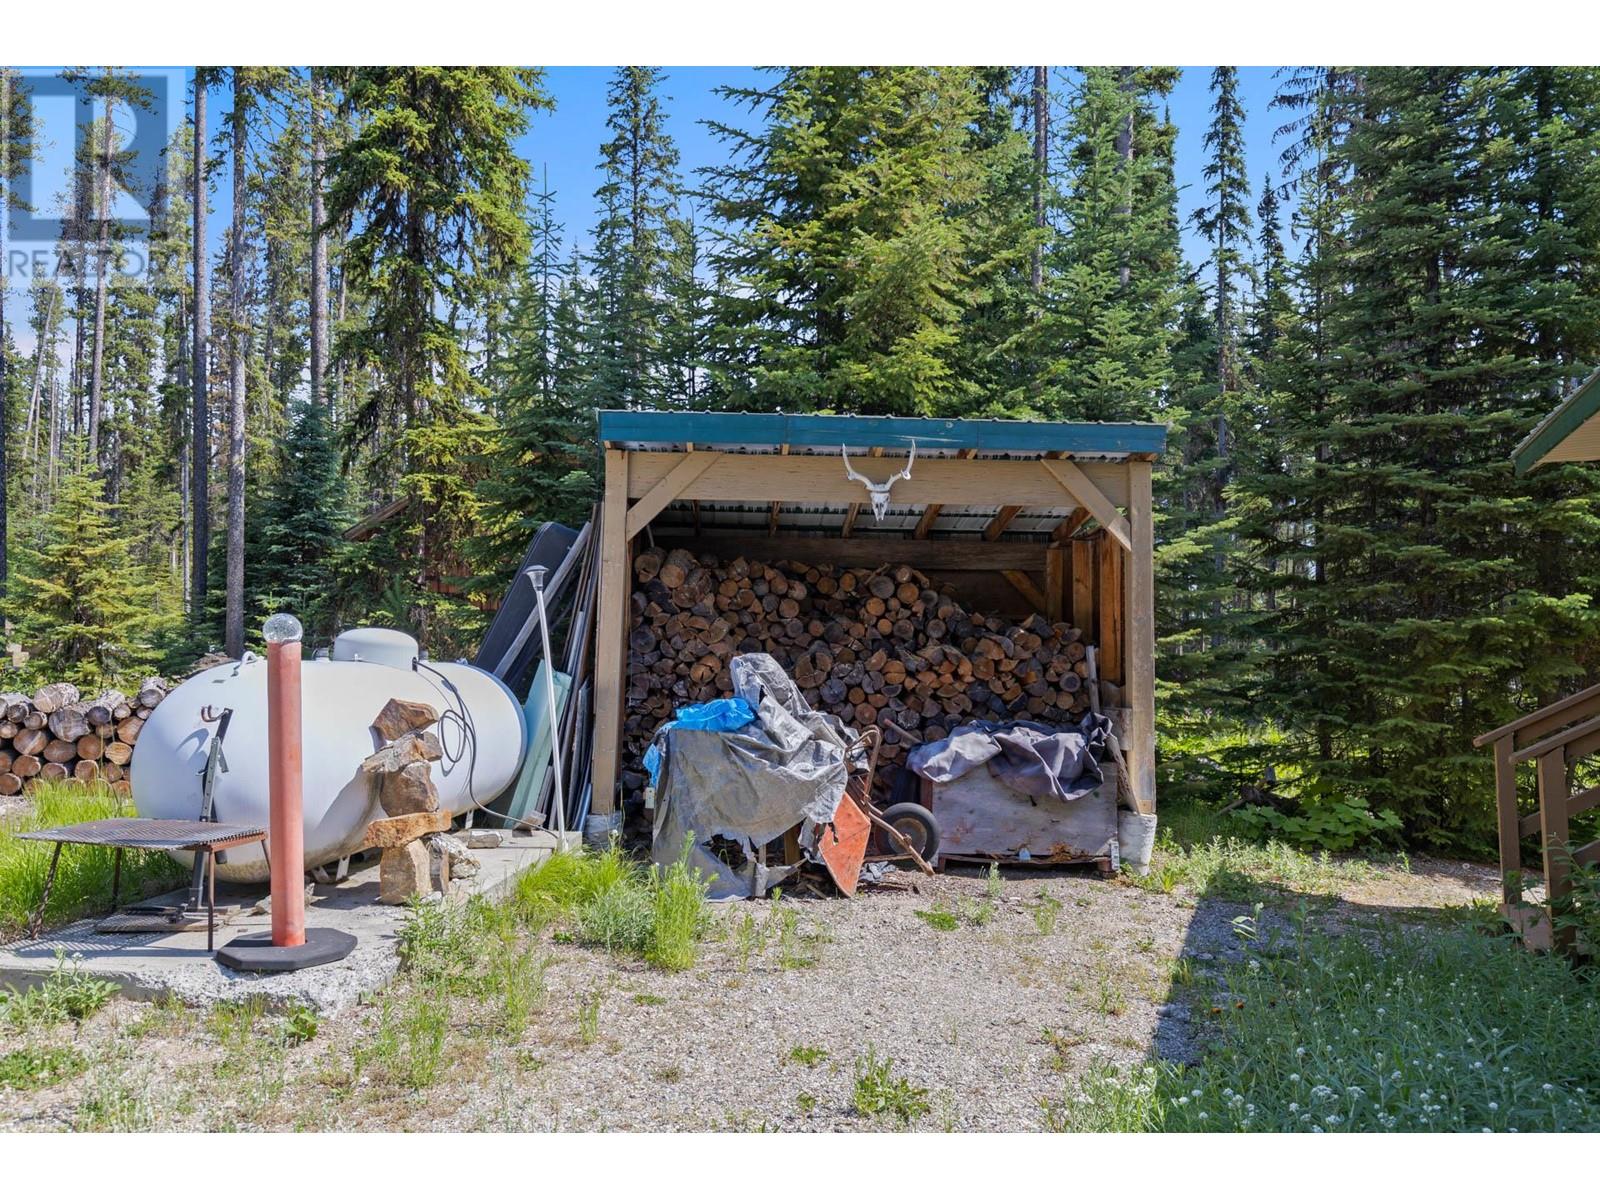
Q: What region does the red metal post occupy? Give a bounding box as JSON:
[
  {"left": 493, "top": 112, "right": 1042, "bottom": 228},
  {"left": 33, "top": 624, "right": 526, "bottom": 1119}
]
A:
[{"left": 265, "top": 629, "right": 305, "bottom": 948}]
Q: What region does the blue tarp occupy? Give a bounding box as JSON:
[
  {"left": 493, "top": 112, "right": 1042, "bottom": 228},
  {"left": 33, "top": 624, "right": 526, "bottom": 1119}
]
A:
[{"left": 643, "top": 697, "right": 755, "bottom": 787}]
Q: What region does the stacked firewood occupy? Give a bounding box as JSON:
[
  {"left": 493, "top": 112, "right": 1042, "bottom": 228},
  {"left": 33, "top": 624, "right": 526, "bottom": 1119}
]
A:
[
  {"left": 622, "top": 548, "right": 1096, "bottom": 806},
  {"left": 0, "top": 678, "right": 167, "bottom": 796}
]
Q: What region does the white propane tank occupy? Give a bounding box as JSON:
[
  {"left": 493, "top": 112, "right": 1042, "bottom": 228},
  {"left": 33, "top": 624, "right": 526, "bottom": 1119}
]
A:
[{"left": 131, "top": 630, "right": 527, "bottom": 882}]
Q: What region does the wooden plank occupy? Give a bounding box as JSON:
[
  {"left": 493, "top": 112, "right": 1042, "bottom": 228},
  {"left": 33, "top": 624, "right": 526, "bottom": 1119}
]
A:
[
  {"left": 1520, "top": 783, "right": 1600, "bottom": 838},
  {"left": 1071, "top": 538, "right": 1095, "bottom": 632},
  {"left": 768, "top": 445, "right": 789, "bottom": 534},
  {"left": 1474, "top": 681, "right": 1600, "bottom": 747},
  {"left": 1511, "top": 712, "right": 1600, "bottom": 764},
  {"left": 912, "top": 449, "right": 977, "bottom": 537},
  {"left": 1125, "top": 460, "right": 1156, "bottom": 816},
  {"left": 652, "top": 532, "right": 1049, "bottom": 572},
  {"left": 984, "top": 506, "right": 1023, "bottom": 541},
  {"left": 1001, "top": 570, "right": 1049, "bottom": 613},
  {"left": 1045, "top": 545, "right": 1065, "bottom": 622},
  {"left": 626, "top": 451, "right": 1132, "bottom": 509},
  {"left": 1039, "top": 458, "right": 1132, "bottom": 550},
  {"left": 1052, "top": 507, "right": 1091, "bottom": 542},
  {"left": 597, "top": 409, "right": 1170, "bottom": 457},
  {"left": 1539, "top": 748, "right": 1574, "bottom": 955},
  {"left": 1097, "top": 532, "right": 1123, "bottom": 685},
  {"left": 342, "top": 496, "right": 409, "bottom": 543},
  {"left": 624, "top": 450, "right": 722, "bottom": 539},
  {"left": 590, "top": 449, "right": 630, "bottom": 816},
  {"left": 1494, "top": 736, "right": 1523, "bottom": 906}
]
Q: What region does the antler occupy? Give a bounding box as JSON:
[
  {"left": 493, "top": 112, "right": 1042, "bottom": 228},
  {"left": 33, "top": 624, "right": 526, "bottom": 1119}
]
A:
[
  {"left": 840, "top": 445, "right": 872, "bottom": 485},
  {"left": 888, "top": 439, "right": 916, "bottom": 482}
]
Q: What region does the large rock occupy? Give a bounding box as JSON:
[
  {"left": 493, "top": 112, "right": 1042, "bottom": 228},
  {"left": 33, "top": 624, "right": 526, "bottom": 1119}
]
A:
[
  {"left": 379, "top": 761, "right": 440, "bottom": 817},
  {"left": 371, "top": 698, "right": 439, "bottom": 742},
  {"left": 378, "top": 840, "right": 432, "bottom": 904},
  {"left": 361, "top": 730, "right": 443, "bottom": 779}
]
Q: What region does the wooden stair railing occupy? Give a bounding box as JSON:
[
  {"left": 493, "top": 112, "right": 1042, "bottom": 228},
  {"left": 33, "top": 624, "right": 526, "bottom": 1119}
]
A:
[{"left": 1475, "top": 681, "right": 1600, "bottom": 953}]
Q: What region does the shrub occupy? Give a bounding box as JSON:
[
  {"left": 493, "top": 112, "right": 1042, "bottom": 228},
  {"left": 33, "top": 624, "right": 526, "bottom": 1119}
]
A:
[{"left": 852, "top": 1045, "right": 930, "bottom": 1127}]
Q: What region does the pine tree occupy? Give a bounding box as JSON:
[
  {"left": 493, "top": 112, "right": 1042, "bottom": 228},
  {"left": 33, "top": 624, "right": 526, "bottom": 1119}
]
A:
[
  {"left": 589, "top": 67, "right": 682, "bottom": 407},
  {"left": 1246, "top": 67, "right": 1600, "bottom": 848},
  {"left": 325, "top": 67, "right": 551, "bottom": 645},
  {"left": 11, "top": 446, "right": 155, "bottom": 683}
]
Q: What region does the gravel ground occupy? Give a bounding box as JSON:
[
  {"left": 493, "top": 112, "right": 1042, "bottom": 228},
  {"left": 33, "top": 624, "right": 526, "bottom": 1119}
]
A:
[{"left": 0, "top": 852, "right": 1500, "bottom": 1132}]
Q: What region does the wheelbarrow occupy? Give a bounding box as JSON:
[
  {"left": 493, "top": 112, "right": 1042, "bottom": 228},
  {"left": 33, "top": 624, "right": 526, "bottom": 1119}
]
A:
[{"left": 816, "top": 727, "right": 939, "bottom": 895}]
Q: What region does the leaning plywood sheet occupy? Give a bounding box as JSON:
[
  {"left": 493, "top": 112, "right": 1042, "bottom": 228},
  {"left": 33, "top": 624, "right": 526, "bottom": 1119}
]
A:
[
  {"left": 500, "top": 661, "right": 572, "bottom": 828},
  {"left": 924, "top": 765, "right": 1118, "bottom": 864}
]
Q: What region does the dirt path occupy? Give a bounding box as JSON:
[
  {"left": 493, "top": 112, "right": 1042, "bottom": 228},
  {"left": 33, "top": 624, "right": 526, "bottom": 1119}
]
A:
[{"left": 0, "top": 850, "right": 1501, "bottom": 1132}]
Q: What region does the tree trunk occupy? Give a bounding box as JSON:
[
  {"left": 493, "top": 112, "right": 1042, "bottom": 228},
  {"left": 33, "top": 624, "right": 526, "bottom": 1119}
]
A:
[
  {"left": 1031, "top": 66, "right": 1047, "bottom": 292},
  {"left": 309, "top": 68, "right": 329, "bottom": 409},
  {"left": 224, "top": 70, "right": 248, "bottom": 658},
  {"left": 88, "top": 96, "right": 113, "bottom": 469},
  {"left": 1115, "top": 67, "right": 1135, "bottom": 289},
  {"left": 191, "top": 74, "right": 210, "bottom": 622}
]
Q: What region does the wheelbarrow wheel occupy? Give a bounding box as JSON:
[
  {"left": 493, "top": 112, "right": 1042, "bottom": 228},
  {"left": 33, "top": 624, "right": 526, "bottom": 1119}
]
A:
[{"left": 879, "top": 803, "right": 940, "bottom": 862}]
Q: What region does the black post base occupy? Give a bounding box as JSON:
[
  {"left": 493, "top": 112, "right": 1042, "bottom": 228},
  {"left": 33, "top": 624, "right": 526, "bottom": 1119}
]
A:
[{"left": 215, "top": 926, "right": 357, "bottom": 973}]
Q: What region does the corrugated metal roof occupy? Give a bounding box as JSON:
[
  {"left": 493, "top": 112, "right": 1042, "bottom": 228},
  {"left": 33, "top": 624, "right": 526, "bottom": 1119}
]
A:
[{"left": 598, "top": 409, "right": 1166, "bottom": 458}]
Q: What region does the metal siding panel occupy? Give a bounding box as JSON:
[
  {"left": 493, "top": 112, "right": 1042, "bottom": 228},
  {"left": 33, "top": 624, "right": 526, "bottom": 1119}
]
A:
[{"left": 598, "top": 410, "right": 1166, "bottom": 457}]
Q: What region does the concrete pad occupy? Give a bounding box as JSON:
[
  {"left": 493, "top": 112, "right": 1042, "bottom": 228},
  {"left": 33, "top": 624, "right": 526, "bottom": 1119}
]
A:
[{"left": 0, "top": 831, "right": 557, "bottom": 1014}]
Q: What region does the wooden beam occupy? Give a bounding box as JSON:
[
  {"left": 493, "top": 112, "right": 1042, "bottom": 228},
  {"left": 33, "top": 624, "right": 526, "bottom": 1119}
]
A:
[
  {"left": 984, "top": 506, "right": 1023, "bottom": 541},
  {"left": 652, "top": 532, "right": 1049, "bottom": 572},
  {"left": 1052, "top": 507, "right": 1091, "bottom": 542},
  {"left": 1125, "top": 460, "right": 1157, "bottom": 817},
  {"left": 624, "top": 450, "right": 722, "bottom": 539},
  {"left": 913, "top": 449, "right": 977, "bottom": 538},
  {"left": 1002, "top": 570, "right": 1049, "bottom": 613},
  {"left": 1539, "top": 748, "right": 1574, "bottom": 954},
  {"left": 1040, "top": 458, "right": 1131, "bottom": 551},
  {"left": 590, "top": 449, "right": 630, "bottom": 816},
  {"left": 626, "top": 451, "right": 1132, "bottom": 509},
  {"left": 342, "top": 496, "right": 409, "bottom": 543}
]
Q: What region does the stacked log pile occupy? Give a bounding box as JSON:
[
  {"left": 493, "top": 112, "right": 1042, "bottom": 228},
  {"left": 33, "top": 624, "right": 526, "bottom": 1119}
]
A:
[
  {"left": 623, "top": 548, "right": 1096, "bottom": 806},
  {"left": 0, "top": 677, "right": 168, "bottom": 796}
]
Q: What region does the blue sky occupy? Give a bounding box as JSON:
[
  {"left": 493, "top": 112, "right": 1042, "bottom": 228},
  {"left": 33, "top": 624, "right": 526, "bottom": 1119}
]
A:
[{"left": 4, "top": 66, "right": 1290, "bottom": 352}]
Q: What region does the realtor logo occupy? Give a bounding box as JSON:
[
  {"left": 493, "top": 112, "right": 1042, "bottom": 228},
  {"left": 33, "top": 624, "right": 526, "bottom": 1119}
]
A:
[{"left": 1, "top": 68, "right": 184, "bottom": 286}]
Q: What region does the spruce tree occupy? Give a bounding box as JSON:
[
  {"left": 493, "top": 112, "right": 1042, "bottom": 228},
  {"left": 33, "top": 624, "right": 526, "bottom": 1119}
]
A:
[
  {"left": 254, "top": 398, "right": 348, "bottom": 643},
  {"left": 705, "top": 67, "right": 1007, "bottom": 415}
]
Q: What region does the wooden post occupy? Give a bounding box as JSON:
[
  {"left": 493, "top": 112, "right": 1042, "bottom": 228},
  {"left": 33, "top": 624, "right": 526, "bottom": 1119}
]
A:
[
  {"left": 1493, "top": 736, "right": 1522, "bottom": 907},
  {"left": 1097, "top": 532, "right": 1123, "bottom": 684},
  {"left": 590, "top": 449, "right": 630, "bottom": 817},
  {"left": 1071, "top": 537, "right": 1095, "bottom": 633},
  {"left": 1538, "top": 748, "right": 1573, "bottom": 955},
  {"left": 1125, "top": 460, "right": 1156, "bottom": 817},
  {"left": 1045, "top": 545, "right": 1065, "bottom": 622}
]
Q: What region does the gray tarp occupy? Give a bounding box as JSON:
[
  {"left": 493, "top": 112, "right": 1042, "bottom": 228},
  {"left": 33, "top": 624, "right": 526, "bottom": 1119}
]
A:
[
  {"left": 906, "top": 713, "right": 1112, "bottom": 804},
  {"left": 651, "top": 654, "right": 858, "bottom": 898}
]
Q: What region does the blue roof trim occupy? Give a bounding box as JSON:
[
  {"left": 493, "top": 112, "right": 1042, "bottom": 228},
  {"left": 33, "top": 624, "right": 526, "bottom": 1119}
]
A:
[{"left": 597, "top": 410, "right": 1167, "bottom": 456}]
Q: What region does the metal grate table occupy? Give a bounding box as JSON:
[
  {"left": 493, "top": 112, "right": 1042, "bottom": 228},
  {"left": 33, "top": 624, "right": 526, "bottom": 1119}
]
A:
[{"left": 18, "top": 818, "right": 268, "bottom": 950}]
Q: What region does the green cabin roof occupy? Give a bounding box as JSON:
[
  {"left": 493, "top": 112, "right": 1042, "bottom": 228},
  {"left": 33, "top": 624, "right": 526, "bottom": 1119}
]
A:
[{"left": 1513, "top": 368, "right": 1600, "bottom": 475}]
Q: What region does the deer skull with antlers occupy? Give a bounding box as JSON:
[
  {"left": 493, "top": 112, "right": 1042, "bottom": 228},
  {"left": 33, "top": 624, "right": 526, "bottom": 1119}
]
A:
[{"left": 841, "top": 440, "right": 916, "bottom": 522}]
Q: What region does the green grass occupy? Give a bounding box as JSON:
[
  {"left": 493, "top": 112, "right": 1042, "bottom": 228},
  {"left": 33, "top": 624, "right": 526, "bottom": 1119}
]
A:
[
  {"left": 512, "top": 842, "right": 711, "bottom": 970},
  {"left": 0, "top": 782, "right": 185, "bottom": 937},
  {"left": 787, "top": 1043, "right": 828, "bottom": 1067},
  {"left": 1049, "top": 915, "right": 1600, "bottom": 1132},
  {"left": 1127, "top": 800, "right": 1399, "bottom": 903},
  {"left": 0, "top": 1044, "right": 87, "bottom": 1091},
  {"left": 913, "top": 904, "right": 959, "bottom": 931},
  {"left": 0, "top": 948, "right": 120, "bottom": 1030},
  {"left": 852, "top": 1045, "right": 931, "bottom": 1127}
]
